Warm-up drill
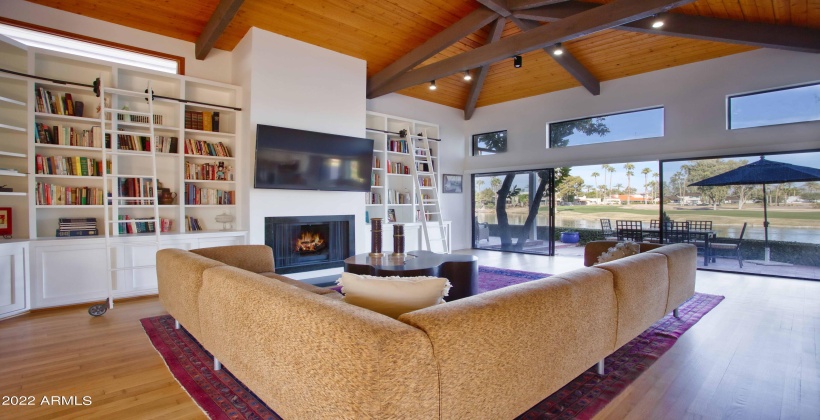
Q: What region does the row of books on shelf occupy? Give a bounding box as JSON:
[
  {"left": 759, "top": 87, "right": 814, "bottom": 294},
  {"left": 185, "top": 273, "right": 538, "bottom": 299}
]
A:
[
  {"left": 185, "top": 161, "right": 234, "bottom": 181},
  {"left": 419, "top": 177, "right": 433, "bottom": 187},
  {"left": 387, "top": 189, "right": 412, "bottom": 204},
  {"left": 184, "top": 138, "right": 231, "bottom": 157},
  {"left": 185, "top": 110, "right": 220, "bottom": 132},
  {"left": 56, "top": 217, "right": 98, "bottom": 237},
  {"left": 36, "top": 183, "right": 104, "bottom": 205},
  {"left": 186, "top": 215, "right": 204, "bottom": 231},
  {"left": 387, "top": 139, "right": 409, "bottom": 154},
  {"left": 386, "top": 161, "right": 409, "bottom": 175},
  {"left": 366, "top": 192, "right": 382, "bottom": 205},
  {"left": 35, "top": 123, "right": 102, "bottom": 148},
  {"left": 117, "top": 177, "right": 155, "bottom": 205},
  {"left": 36, "top": 154, "right": 109, "bottom": 177},
  {"left": 35, "top": 87, "right": 84, "bottom": 117},
  {"left": 416, "top": 210, "right": 434, "bottom": 222},
  {"left": 184, "top": 184, "right": 235, "bottom": 205},
  {"left": 416, "top": 161, "right": 434, "bottom": 172},
  {"left": 373, "top": 157, "right": 381, "bottom": 169},
  {"left": 371, "top": 173, "right": 381, "bottom": 187},
  {"left": 117, "top": 215, "right": 173, "bottom": 234},
  {"left": 116, "top": 135, "right": 177, "bottom": 152},
  {"left": 116, "top": 110, "right": 163, "bottom": 125}
]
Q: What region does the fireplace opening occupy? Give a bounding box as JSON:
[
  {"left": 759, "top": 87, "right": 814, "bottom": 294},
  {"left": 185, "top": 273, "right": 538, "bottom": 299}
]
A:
[
  {"left": 295, "top": 224, "right": 329, "bottom": 254},
  {"left": 265, "top": 215, "right": 354, "bottom": 274}
]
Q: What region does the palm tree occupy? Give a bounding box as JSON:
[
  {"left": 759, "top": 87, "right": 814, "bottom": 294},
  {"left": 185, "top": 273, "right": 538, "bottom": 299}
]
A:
[
  {"left": 591, "top": 171, "right": 600, "bottom": 200},
  {"left": 600, "top": 164, "right": 611, "bottom": 199},
  {"left": 652, "top": 172, "right": 659, "bottom": 201},
  {"left": 606, "top": 165, "right": 616, "bottom": 200},
  {"left": 641, "top": 167, "right": 651, "bottom": 204},
  {"left": 624, "top": 163, "right": 635, "bottom": 204}
]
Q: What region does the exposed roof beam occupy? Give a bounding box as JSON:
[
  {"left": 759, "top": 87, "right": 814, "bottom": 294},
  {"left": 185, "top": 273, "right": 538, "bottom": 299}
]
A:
[
  {"left": 368, "top": 0, "right": 689, "bottom": 99},
  {"left": 510, "top": 16, "right": 600, "bottom": 95},
  {"left": 476, "top": 0, "right": 512, "bottom": 17},
  {"left": 514, "top": 1, "right": 820, "bottom": 53},
  {"left": 508, "top": 0, "right": 573, "bottom": 11},
  {"left": 465, "top": 17, "right": 507, "bottom": 120},
  {"left": 195, "top": 0, "right": 245, "bottom": 60},
  {"left": 366, "top": 7, "right": 498, "bottom": 96}
]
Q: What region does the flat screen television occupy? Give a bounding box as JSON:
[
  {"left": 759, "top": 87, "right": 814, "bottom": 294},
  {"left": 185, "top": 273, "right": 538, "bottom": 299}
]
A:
[{"left": 254, "top": 124, "right": 374, "bottom": 192}]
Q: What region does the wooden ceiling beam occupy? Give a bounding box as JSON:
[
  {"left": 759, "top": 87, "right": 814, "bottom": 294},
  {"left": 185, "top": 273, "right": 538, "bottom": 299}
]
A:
[
  {"left": 368, "top": 0, "right": 688, "bottom": 99},
  {"left": 510, "top": 16, "right": 600, "bottom": 95},
  {"left": 508, "top": 0, "right": 573, "bottom": 11},
  {"left": 366, "top": 6, "right": 499, "bottom": 96},
  {"left": 476, "top": 0, "right": 512, "bottom": 17},
  {"left": 514, "top": 1, "right": 820, "bottom": 53},
  {"left": 465, "top": 17, "right": 507, "bottom": 120},
  {"left": 195, "top": 0, "right": 245, "bottom": 60}
]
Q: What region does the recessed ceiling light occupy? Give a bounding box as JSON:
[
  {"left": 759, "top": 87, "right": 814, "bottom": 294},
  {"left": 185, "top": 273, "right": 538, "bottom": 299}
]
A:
[
  {"left": 429, "top": 80, "right": 437, "bottom": 90},
  {"left": 651, "top": 15, "right": 665, "bottom": 28},
  {"left": 552, "top": 43, "right": 564, "bottom": 56},
  {"left": 463, "top": 70, "right": 472, "bottom": 81},
  {"left": 513, "top": 55, "right": 522, "bottom": 68}
]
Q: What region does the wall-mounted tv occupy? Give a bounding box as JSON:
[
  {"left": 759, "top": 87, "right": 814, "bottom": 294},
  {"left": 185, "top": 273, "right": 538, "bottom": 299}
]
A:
[{"left": 254, "top": 124, "right": 374, "bottom": 192}]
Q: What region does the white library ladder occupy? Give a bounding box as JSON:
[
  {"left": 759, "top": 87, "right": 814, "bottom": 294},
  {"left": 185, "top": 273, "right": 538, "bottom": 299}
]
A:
[
  {"left": 96, "top": 80, "right": 162, "bottom": 315},
  {"left": 410, "top": 134, "right": 449, "bottom": 253}
]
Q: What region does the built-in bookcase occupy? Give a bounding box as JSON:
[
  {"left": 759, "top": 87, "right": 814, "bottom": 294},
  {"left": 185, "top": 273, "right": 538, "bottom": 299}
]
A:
[
  {"left": 365, "top": 111, "right": 440, "bottom": 225},
  {"left": 0, "top": 35, "right": 30, "bottom": 239},
  {"left": 14, "top": 47, "right": 243, "bottom": 239}
]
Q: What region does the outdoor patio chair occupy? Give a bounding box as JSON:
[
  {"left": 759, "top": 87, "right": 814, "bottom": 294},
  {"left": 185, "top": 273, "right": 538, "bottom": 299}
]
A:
[
  {"left": 665, "top": 221, "right": 690, "bottom": 244},
  {"left": 708, "top": 222, "right": 747, "bottom": 268},
  {"left": 477, "top": 222, "right": 490, "bottom": 243},
  {"left": 600, "top": 218, "right": 617, "bottom": 240},
  {"left": 687, "top": 220, "right": 714, "bottom": 256},
  {"left": 615, "top": 220, "right": 643, "bottom": 242},
  {"left": 645, "top": 219, "right": 661, "bottom": 243}
]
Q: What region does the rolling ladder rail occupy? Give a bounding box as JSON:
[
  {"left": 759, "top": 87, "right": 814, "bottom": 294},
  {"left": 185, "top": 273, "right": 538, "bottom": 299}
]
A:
[
  {"left": 409, "top": 133, "right": 449, "bottom": 253},
  {"left": 92, "top": 80, "right": 161, "bottom": 316}
]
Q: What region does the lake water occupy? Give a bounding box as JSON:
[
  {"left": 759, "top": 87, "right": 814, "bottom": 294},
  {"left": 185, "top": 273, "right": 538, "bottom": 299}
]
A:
[{"left": 476, "top": 213, "right": 820, "bottom": 244}]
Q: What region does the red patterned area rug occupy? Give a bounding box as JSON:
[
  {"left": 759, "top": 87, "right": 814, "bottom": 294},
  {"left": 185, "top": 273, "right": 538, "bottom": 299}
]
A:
[{"left": 142, "top": 272, "right": 722, "bottom": 420}]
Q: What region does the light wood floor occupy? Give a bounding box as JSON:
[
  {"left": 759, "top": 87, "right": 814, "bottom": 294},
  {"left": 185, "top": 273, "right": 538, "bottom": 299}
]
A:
[{"left": 1, "top": 250, "right": 818, "bottom": 419}]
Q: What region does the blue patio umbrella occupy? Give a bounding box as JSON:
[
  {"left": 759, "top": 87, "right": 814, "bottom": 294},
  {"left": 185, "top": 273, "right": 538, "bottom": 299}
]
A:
[{"left": 688, "top": 156, "right": 820, "bottom": 261}]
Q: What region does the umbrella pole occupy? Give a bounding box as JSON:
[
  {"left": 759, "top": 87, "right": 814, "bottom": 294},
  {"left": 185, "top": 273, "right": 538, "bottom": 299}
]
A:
[{"left": 762, "top": 183, "right": 770, "bottom": 261}]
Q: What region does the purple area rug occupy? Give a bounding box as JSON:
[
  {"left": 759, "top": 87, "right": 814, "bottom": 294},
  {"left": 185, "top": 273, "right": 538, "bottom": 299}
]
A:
[{"left": 142, "top": 268, "right": 723, "bottom": 420}]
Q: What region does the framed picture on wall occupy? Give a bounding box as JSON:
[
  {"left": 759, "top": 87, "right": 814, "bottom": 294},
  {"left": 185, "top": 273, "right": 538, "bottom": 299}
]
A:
[
  {"left": 0, "top": 207, "right": 11, "bottom": 238},
  {"left": 442, "top": 174, "right": 463, "bottom": 193}
]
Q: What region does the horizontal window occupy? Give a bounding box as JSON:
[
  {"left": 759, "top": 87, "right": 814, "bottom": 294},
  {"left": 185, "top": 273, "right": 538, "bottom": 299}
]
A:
[
  {"left": 548, "top": 107, "right": 664, "bottom": 148},
  {"left": 728, "top": 83, "right": 820, "bottom": 129},
  {"left": 473, "top": 130, "right": 507, "bottom": 156}
]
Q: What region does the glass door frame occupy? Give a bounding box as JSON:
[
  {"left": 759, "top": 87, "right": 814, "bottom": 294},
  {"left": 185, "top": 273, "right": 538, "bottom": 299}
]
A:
[{"left": 470, "top": 169, "right": 556, "bottom": 255}]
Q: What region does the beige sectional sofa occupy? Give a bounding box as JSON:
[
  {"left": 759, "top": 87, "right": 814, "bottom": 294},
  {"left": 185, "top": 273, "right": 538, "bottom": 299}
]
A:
[{"left": 156, "top": 242, "right": 696, "bottom": 419}]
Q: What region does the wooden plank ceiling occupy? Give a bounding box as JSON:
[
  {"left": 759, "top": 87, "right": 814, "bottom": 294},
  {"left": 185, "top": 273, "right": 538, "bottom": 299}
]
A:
[{"left": 24, "top": 0, "right": 820, "bottom": 111}]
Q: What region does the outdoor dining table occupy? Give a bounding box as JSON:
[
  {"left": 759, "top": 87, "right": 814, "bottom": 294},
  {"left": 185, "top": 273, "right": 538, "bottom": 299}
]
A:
[{"left": 620, "top": 227, "right": 717, "bottom": 266}]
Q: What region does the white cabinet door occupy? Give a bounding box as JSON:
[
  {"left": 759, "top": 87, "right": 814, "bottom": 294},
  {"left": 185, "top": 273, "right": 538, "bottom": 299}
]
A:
[
  {"left": 0, "top": 242, "right": 27, "bottom": 319},
  {"left": 31, "top": 242, "right": 107, "bottom": 308},
  {"left": 197, "top": 235, "right": 246, "bottom": 249}
]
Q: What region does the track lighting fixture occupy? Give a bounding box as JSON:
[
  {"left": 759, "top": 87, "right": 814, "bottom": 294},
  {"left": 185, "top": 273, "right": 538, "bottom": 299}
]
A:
[
  {"left": 651, "top": 14, "right": 664, "bottom": 28},
  {"left": 463, "top": 70, "right": 472, "bottom": 81},
  {"left": 429, "top": 80, "right": 437, "bottom": 90},
  {"left": 552, "top": 43, "right": 564, "bottom": 56},
  {"left": 513, "top": 55, "right": 522, "bottom": 68}
]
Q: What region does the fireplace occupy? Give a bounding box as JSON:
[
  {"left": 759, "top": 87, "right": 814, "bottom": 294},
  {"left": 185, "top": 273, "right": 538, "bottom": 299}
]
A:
[{"left": 265, "top": 215, "right": 354, "bottom": 274}]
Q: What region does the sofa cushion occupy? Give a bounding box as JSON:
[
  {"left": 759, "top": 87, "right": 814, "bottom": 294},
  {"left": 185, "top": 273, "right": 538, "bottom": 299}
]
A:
[
  {"left": 647, "top": 243, "right": 697, "bottom": 313},
  {"left": 583, "top": 241, "right": 664, "bottom": 266},
  {"left": 260, "top": 272, "right": 342, "bottom": 298},
  {"left": 337, "top": 272, "right": 451, "bottom": 319},
  {"left": 190, "top": 245, "right": 274, "bottom": 273},
  {"left": 595, "top": 252, "right": 670, "bottom": 348}
]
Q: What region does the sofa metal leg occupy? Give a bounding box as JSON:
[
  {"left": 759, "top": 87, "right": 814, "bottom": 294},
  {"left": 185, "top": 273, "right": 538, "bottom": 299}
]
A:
[
  {"left": 175, "top": 320, "right": 180, "bottom": 330},
  {"left": 673, "top": 308, "right": 680, "bottom": 318},
  {"left": 214, "top": 358, "right": 222, "bottom": 371},
  {"left": 597, "top": 359, "right": 605, "bottom": 375}
]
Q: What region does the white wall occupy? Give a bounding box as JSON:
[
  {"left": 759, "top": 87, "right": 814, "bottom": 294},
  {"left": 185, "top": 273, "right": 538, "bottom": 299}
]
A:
[
  {"left": 464, "top": 49, "right": 820, "bottom": 174},
  {"left": 0, "top": 0, "right": 233, "bottom": 83},
  {"left": 367, "top": 93, "right": 470, "bottom": 250},
  {"left": 232, "top": 28, "right": 368, "bottom": 277}
]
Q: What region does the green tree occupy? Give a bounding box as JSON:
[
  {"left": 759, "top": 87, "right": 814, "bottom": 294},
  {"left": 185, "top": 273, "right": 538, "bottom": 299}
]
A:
[
  {"left": 475, "top": 131, "right": 507, "bottom": 155},
  {"left": 591, "top": 171, "right": 600, "bottom": 198},
  {"left": 549, "top": 117, "right": 610, "bottom": 148},
  {"left": 687, "top": 159, "right": 748, "bottom": 210}
]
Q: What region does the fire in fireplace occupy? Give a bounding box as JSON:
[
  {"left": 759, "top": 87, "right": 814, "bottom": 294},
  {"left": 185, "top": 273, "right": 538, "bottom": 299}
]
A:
[{"left": 295, "top": 225, "right": 328, "bottom": 253}]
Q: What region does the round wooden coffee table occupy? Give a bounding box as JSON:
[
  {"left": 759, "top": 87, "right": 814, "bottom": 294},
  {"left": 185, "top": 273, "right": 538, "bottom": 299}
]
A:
[{"left": 344, "top": 250, "right": 479, "bottom": 301}]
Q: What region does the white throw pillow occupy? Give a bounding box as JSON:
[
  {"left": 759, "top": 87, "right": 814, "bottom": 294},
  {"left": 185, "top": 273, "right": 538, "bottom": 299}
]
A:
[
  {"left": 336, "top": 272, "right": 451, "bottom": 319},
  {"left": 596, "top": 241, "right": 640, "bottom": 265}
]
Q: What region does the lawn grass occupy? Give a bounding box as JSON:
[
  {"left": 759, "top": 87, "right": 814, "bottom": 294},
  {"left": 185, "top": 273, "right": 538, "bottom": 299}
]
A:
[{"left": 555, "top": 205, "right": 819, "bottom": 220}]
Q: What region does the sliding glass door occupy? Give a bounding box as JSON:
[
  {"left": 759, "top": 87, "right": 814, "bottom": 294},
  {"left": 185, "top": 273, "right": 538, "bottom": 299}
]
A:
[{"left": 472, "top": 169, "right": 555, "bottom": 255}]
